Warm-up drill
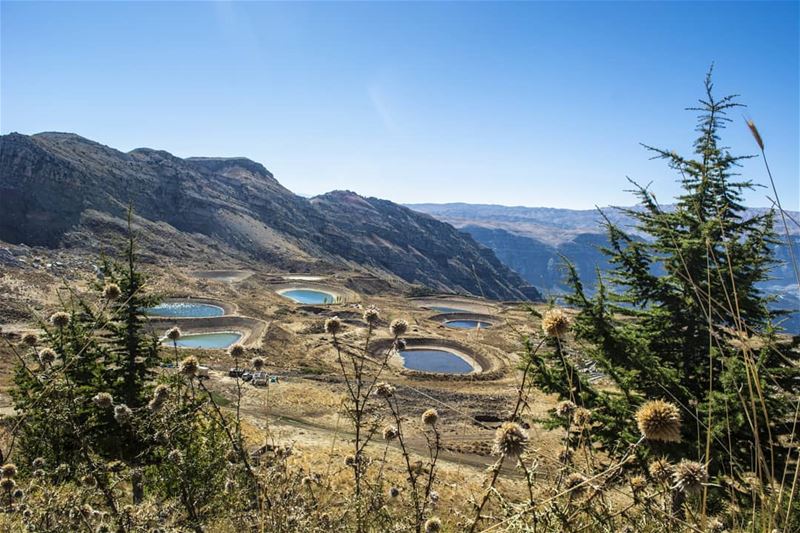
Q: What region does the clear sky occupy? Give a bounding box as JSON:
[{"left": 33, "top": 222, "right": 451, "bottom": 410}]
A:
[{"left": 2, "top": 1, "right": 798, "bottom": 210}]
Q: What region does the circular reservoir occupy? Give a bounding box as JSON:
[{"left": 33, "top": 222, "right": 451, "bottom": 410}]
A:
[
  {"left": 278, "top": 288, "right": 338, "bottom": 305},
  {"left": 145, "top": 302, "right": 225, "bottom": 318},
  {"left": 398, "top": 348, "right": 474, "bottom": 374},
  {"left": 445, "top": 319, "right": 492, "bottom": 329},
  {"left": 164, "top": 332, "right": 242, "bottom": 349}
]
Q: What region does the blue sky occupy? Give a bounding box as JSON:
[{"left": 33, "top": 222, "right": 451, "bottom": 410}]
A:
[{"left": 2, "top": 1, "right": 798, "bottom": 210}]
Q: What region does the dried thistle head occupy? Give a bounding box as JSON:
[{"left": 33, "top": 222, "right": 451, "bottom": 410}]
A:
[
  {"left": 421, "top": 408, "right": 439, "bottom": 426},
  {"left": 324, "top": 316, "right": 342, "bottom": 335},
  {"left": 166, "top": 327, "right": 182, "bottom": 341},
  {"left": 251, "top": 356, "right": 265, "bottom": 371},
  {"left": 542, "top": 308, "right": 570, "bottom": 338},
  {"left": 424, "top": 517, "right": 442, "bottom": 533},
  {"left": 374, "top": 382, "right": 396, "bottom": 398},
  {"left": 49, "top": 312, "right": 70, "bottom": 328},
  {"left": 635, "top": 400, "right": 681, "bottom": 442},
  {"left": 0, "top": 478, "right": 15, "bottom": 492},
  {"left": 81, "top": 474, "right": 97, "bottom": 488},
  {"left": 648, "top": 457, "right": 674, "bottom": 483},
  {"left": 363, "top": 306, "right": 380, "bottom": 325},
  {"left": 228, "top": 343, "right": 245, "bottom": 358},
  {"left": 673, "top": 460, "right": 707, "bottom": 494},
  {"left": 555, "top": 400, "right": 577, "bottom": 418},
  {"left": 492, "top": 422, "right": 528, "bottom": 459},
  {"left": 1, "top": 464, "right": 17, "bottom": 478},
  {"left": 113, "top": 404, "right": 133, "bottom": 425},
  {"left": 38, "top": 348, "right": 56, "bottom": 365},
  {"left": 152, "top": 384, "right": 169, "bottom": 400},
  {"left": 102, "top": 283, "right": 121, "bottom": 300},
  {"left": 572, "top": 407, "right": 592, "bottom": 427},
  {"left": 389, "top": 486, "right": 401, "bottom": 498},
  {"left": 92, "top": 392, "right": 114, "bottom": 409},
  {"left": 382, "top": 426, "right": 399, "bottom": 441},
  {"left": 21, "top": 333, "right": 38, "bottom": 346},
  {"left": 564, "top": 472, "right": 589, "bottom": 497},
  {"left": 167, "top": 449, "right": 183, "bottom": 465},
  {"left": 558, "top": 448, "right": 573, "bottom": 464},
  {"left": 180, "top": 356, "right": 199, "bottom": 377},
  {"left": 32, "top": 457, "right": 45, "bottom": 469},
  {"left": 390, "top": 319, "right": 408, "bottom": 337},
  {"left": 629, "top": 475, "right": 647, "bottom": 494}
]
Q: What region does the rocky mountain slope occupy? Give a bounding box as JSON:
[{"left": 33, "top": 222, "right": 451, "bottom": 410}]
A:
[{"left": 0, "top": 133, "right": 539, "bottom": 301}]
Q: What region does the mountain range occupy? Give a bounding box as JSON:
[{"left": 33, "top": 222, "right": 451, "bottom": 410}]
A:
[
  {"left": 0, "top": 132, "right": 539, "bottom": 301},
  {"left": 408, "top": 203, "right": 800, "bottom": 333}
]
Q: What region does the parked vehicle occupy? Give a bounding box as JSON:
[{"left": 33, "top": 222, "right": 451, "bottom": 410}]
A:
[
  {"left": 251, "top": 372, "right": 268, "bottom": 387},
  {"left": 197, "top": 366, "right": 210, "bottom": 380},
  {"left": 228, "top": 367, "right": 246, "bottom": 377},
  {"left": 241, "top": 372, "right": 253, "bottom": 382}
]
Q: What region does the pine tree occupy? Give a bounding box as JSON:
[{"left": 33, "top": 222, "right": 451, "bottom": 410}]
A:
[{"left": 554, "top": 69, "right": 797, "bottom": 483}]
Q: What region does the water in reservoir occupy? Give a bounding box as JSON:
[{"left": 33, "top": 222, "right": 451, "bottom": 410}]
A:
[
  {"left": 445, "top": 320, "right": 492, "bottom": 329},
  {"left": 281, "top": 289, "right": 337, "bottom": 304},
  {"left": 399, "top": 349, "right": 473, "bottom": 374},
  {"left": 145, "top": 302, "right": 224, "bottom": 318},
  {"left": 165, "top": 332, "right": 242, "bottom": 349}
]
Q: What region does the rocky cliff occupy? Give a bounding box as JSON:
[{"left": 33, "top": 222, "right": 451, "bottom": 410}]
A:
[{"left": 0, "top": 132, "right": 539, "bottom": 301}]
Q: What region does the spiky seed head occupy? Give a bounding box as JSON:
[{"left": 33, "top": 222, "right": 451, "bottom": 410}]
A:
[
  {"left": 81, "top": 474, "right": 97, "bottom": 488},
  {"left": 166, "top": 327, "right": 181, "bottom": 341},
  {"left": 555, "top": 400, "right": 577, "bottom": 418},
  {"left": 324, "top": 316, "right": 342, "bottom": 335},
  {"left": 55, "top": 463, "right": 70, "bottom": 477},
  {"left": 648, "top": 457, "right": 674, "bottom": 483},
  {"left": 390, "top": 319, "right": 409, "bottom": 337},
  {"left": 0, "top": 478, "right": 15, "bottom": 492},
  {"left": 382, "top": 426, "right": 399, "bottom": 441},
  {"left": 747, "top": 119, "right": 765, "bottom": 151},
  {"left": 102, "top": 283, "right": 121, "bottom": 300},
  {"left": 363, "top": 307, "right": 380, "bottom": 325},
  {"left": 541, "top": 308, "right": 570, "bottom": 338},
  {"left": 32, "top": 457, "right": 45, "bottom": 469},
  {"left": 673, "top": 460, "right": 707, "bottom": 493},
  {"left": 421, "top": 408, "right": 439, "bottom": 426},
  {"left": 92, "top": 392, "right": 113, "bottom": 409},
  {"left": 251, "top": 356, "right": 265, "bottom": 371},
  {"left": 21, "top": 333, "right": 38, "bottom": 346},
  {"left": 167, "top": 449, "right": 183, "bottom": 464},
  {"left": 564, "top": 472, "right": 589, "bottom": 496},
  {"left": 228, "top": 343, "right": 245, "bottom": 358},
  {"left": 12, "top": 488, "right": 23, "bottom": 500},
  {"left": 49, "top": 312, "right": 70, "bottom": 328},
  {"left": 429, "top": 490, "right": 439, "bottom": 503},
  {"left": 153, "top": 384, "right": 169, "bottom": 400},
  {"left": 374, "top": 382, "right": 396, "bottom": 398},
  {"left": 301, "top": 476, "right": 313, "bottom": 487},
  {"left": 492, "top": 422, "right": 529, "bottom": 458},
  {"left": 629, "top": 475, "right": 647, "bottom": 494},
  {"left": 179, "top": 356, "right": 199, "bottom": 377},
  {"left": 1, "top": 464, "right": 17, "bottom": 478},
  {"left": 389, "top": 486, "right": 401, "bottom": 498},
  {"left": 635, "top": 400, "right": 682, "bottom": 442},
  {"left": 424, "top": 517, "right": 442, "bottom": 533},
  {"left": 572, "top": 407, "right": 592, "bottom": 427},
  {"left": 33, "top": 469, "right": 45, "bottom": 478},
  {"left": 344, "top": 455, "right": 357, "bottom": 467},
  {"left": 114, "top": 404, "right": 133, "bottom": 425},
  {"left": 38, "top": 348, "right": 56, "bottom": 365}
]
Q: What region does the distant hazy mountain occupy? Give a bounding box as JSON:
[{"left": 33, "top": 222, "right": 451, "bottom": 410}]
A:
[
  {"left": 409, "top": 202, "right": 800, "bottom": 332},
  {"left": 0, "top": 133, "right": 539, "bottom": 301}
]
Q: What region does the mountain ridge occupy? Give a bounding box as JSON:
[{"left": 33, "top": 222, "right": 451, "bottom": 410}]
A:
[{"left": 0, "top": 132, "right": 539, "bottom": 301}]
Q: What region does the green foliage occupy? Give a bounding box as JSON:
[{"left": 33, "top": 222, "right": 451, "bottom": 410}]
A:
[{"left": 557, "top": 70, "right": 798, "bottom": 480}]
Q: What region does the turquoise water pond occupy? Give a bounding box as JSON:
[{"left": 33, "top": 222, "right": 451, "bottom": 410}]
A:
[
  {"left": 145, "top": 302, "right": 224, "bottom": 318},
  {"left": 445, "top": 320, "right": 492, "bottom": 329},
  {"left": 165, "top": 332, "right": 242, "bottom": 349},
  {"left": 281, "top": 289, "right": 337, "bottom": 304},
  {"left": 399, "top": 349, "right": 473, "bottom": 374}
]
